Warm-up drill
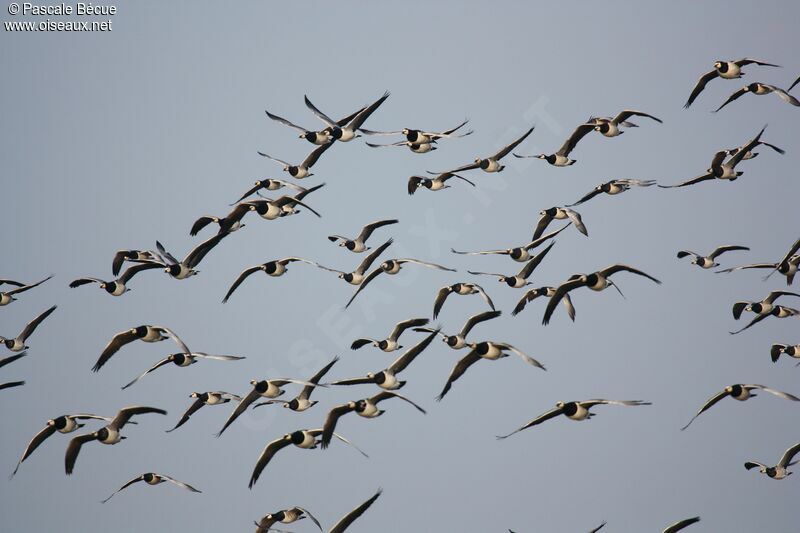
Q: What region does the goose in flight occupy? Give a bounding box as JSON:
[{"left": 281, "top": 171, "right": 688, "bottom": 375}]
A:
[
  {"left": 246, "top": 182, "right": 325, "bottom": 220},
  {"left": 451, "top": 224, "right": 568, "bottom": 263},
  {"left": 154, "top": 233, "right": 229, "bottom": 279},
  {"left": 532, "top": 208, "right": 587, "bottom": 240},
  {"left": 435, "top": 126, "right": 534, "bottom": 173},
  {"left": 111, "top": 250, "right": 159, "bottom": 277},
  {"left": 217, "top": 377, "right": 325, "bottom": 436},
  {"left": 514, "top": 123, "right": 593, "bottom": 167},
  {"left": 496, "top": 399, "right": 651, "bottom": 439},
  {"left": 92, "top": 325, "right": 186, "bottom": 372},
  {"left": 718, "top": 236, "right": 800, "bottom": 285},
  {"left": 0, "top": 380, "right": 24, "bottom": 391},
  {"left": 64, "top": 406, "right": 167, "bottom": 475},
  {"left": 223, "top": 257, "right": 324, "bottom": 303},
  {"left": 248, "top": 428, "right": 367, "bottom": 488},
  {"left": 771, "top": 343, "right": 800, "bottom": 363},
  {"left": 332, "top": 329, "right": 439, "bottom": 390},
  {"left": 566, "top": 179, "right": 656, "bottom": 207},
  {"left": 254, "top": 506, "right": 322, "bottom": 533},
  {"left": 121, "top": 352, "right": 245, "bottom": 390},
  {"left": 345, "top": 258, "right": 456, "bottom": 308},
  {"left": 681, "top": 384, "right": 800, "bottom": 430},
  {"left": 351, "top": 318, "right": 429, "bottom": 352},
  {"left": 11, "top": 413, "right": 118, "bottom": 477},
  {"left": 0, "top": 275, "right": 52, "bottom": 306},
  {"left": 659, "top": 126, "right": 767, "bottom": 188},
  {"left": 189, "top": 203, "right": 252, "bottom": 237},
  {"left": 408, "top": 171, "right": 475, "bottom": 194},
  {"left": 731, "top": 304, "right": 800, "bottom": 335},
  {"left": 265, "top": 103, "right": 366, "bottom": 145},
  {"left": 663, "top": 517, "right": 701, "bottom": 533},
  {"left": 328, "top": 219, "right": 398, "bottom": 253},
  {"left": 361, "top": 118, "right": 472, "bottom": 144},
  {"left": 366, "top": 139, "right": 437, "bottom": 153},
  {"left": 542, "top": 265, "right": 661, "bottom": 325},
  {"left": 436, "top": 341, "right": 545, "bottom": 401},
  {"left": 432, "top": 283, "right": 494, "bottom": 319},
  {"left": 714, "top": 82, "right": 800, "bottom": 112},
  {"left": 585, "top": 110, "right": 662, "bottom": 137},
  {"left": 677, "top": 245, "right": 749, "bottom": 269},
  {"left": 329, "top": 489, "right": 383, "bottom": 533},
  {"left": 230, "top": 178, "right": 305, "bottom": 205},
  {"left": 166, "top": 392, "right": 243, "bottom": 432},
  {"left": 512, "top": 286, "right": 576, "bottom": 321},
  {"left": 70, "top": 262, "right": 162, "bottom": 296},
  {"left": 304, "top": 91, "right": 390, "bottom": 142},
  {"left": 745, "top": 442, "right": 800, "bottom": 480},
  {"left": 101, "top": 472, "right": 201, "bottom": 503},
  {"left": 1, "top": 305, "right": 57, "bottom": 352},
  {"left": 468, "top": 242, "right": 555, "bottom": 288},
  {"left": 684, "top": 58, "right": 781, "bottom": 108},
  {"left": 258, "top": 142, "right": 332, "bottom": 179},
  {"left": 730, "top": 290, "right": 800, "bottom": 334},
  {"left": 320, "top": 391, "right": 426, "bottom": 448},
  {"left": 252, "top": 356, "right": 339, "bottom": 412},
  {"left": 317, "top": 239, "right": 394, "bottom": 286},
  {"left": 416, "top": 310, "right": 502, "bottom": 350}
]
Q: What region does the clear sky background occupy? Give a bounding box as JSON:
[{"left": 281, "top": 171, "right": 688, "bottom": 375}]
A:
[{"left": 1, "top": 1, "right": 799, "bottom": 531}]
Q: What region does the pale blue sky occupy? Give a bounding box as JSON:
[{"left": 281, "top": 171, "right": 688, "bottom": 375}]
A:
[{"left": 1, "top": 1, "right": 799, "bottom": 531}]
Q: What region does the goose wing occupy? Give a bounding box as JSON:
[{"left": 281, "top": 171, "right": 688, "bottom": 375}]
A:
[
  {"left": 300, "top": 142, "right": 332, "bottom": 169},
  {"left": 264, "top": 110, "right": 309, "bottom": 133},
  {"left": 491, "top": 126, "right": 534, "bottom": 160},
  {"left": 494, "top": 342, "right": 546, "bottom": 370},
  {"left": 183, "top": 232, "right": 228, "bottom": 269},
  {"left": 388, "top": 328, "right": 439, "bottom": 373},
  {"left": 357, "top": 219, "right": 398, "bottom": 243},
  {"left": 298, "top": 356, "right": 339, "bottom": 400},
  {"left": 708, "top": 245, "right": 749, "bottom": 259},
  {"left": 557, "top": 123, "right": 593, "bottom": 156},
  {"left": 778, "top": 442, "right": 800, "bottom": 468},
  {"left": 249, "top": 436, "right": 293, "bottom": 488},
  {"left": 18, "top": 305, "right": 57, "bottom": 343},
  {"left": 6, "top": 275, "right": 53, "bottom": 296},
  {"left": 613, "top": 110, "right": 662, "bottom": 124},
  {"left": 118, "top": 261, "right": 163, "bottom": 284},
  {"left": 389, "top": 318, "right": 429, "bottom": 342},
  {"left": 12, "top": 423, "right": 57, "bottom": 476},
  {"left": 355, "top": 239, "right": 393, "bottom": 275},
  {"left": 303, "top": 95, "right": 337, "bottom": 127},
  {"left": 713, "top": 86, "right": 749, "bottom": 112},
  {"left": 217, "top": 388, "right": 261, "bottom": 437},
  {"left": 100, "top": 475, "right": 144, "bottom": 503},
  {"left": 222, "top": 265, "right": 263, "bottom": 303},
  {"left": 681, "top": 389, "right": 732, "bottom": 430},
  {"left": 663, "top": 516, "right": 701, "bottom": 533},
  {"left": 543, "top": 278, "right": 588, "bottom": 325},
  {"left": 93, "top": 328, "right": 143, "bottom": 371},
  {"left": 370, "top": 391, "right": 426, "bottom": 413},
  {"left": 436, "top": 349, "right": 481, "bottom": 401},
  {"left": 64, "top": 432, "right": 97, "bottom": 474},
  {"left": 496, "top": 406, "right": 565, "bottom": 439},
  {"left": 344, "top": 266, "right": 385, "bottom": 308},
  {"left": 518, "top": 241, "right": 555, "bottom": 279},
  {"left": 684, "top": 69, "right": 719, "bottom": 108},
  {"left": 166, "top": 398, "right": 206, "bottom": 432},
  {"left": 320, "top": 403, "right": 357, "bottom": 449},
  {"left": 109, "top": 406, "right": 166, "bottom": 430},
  {"left": 598, "top": 264, "right": 661, "bottom": 284},
  {"left": 329, "top": 489, "right": 383, "bottom": 533}
]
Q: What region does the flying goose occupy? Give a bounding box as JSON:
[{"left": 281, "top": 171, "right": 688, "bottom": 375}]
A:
[
  {"left": 566, "top": 179, "right": 656, "bottom": 207},
  {"left": 329, "top": 489, "right": 382, "bottom": 533},
  {"left": 264, "top": 103, "right": 366, "bottom": 145},
  {"left": 92, "top": 325, "right": 186, "bottom": 372},
  {"left": 0, "top": 275, "right": 52, "bottom": 306},
  {"left": 122, "top": 352, "right": 245, "bottom": 390},
  {"left": 586, "top": 110, "right": 662, "bottom": 137},
  {"left": 542, "top": 265, "right": 661, "bottom": 325},
  {"left": 154, "top": 233, "right": 229, "bottom": 279},
  {"left": 407, "top": 171, "right": 475, "bottom": 194},
  {"left": 714, "top": 82, "right": 800, "bottom": 112},
  {"left": 345, "top": 258, "right": 456, "bottom": 308},
  {"left": 166, "top": 392, "right": 243, "bottom": 432},
  {"left": 496, "top": 399, "right": 651, "bottom": 439},
  {"left": 438, "top": 126, "right": 534, "bottom": 173},
  {"left": 416, "top": 310, "right": 501, "bottom": 350},
  {"left": 732, "top": 290, "right": 800, "bottom": 320},
  {"left": 70, "top": 262, "right": 162, "bottom": 296},
  {"left": 512, "top": 286, "right": 576, "bottom": 321},
  {"left": 684, "top": 58, "right": 781, "bottom": 108},
  {"left": 451, "top": 224, "right": 568, "bottom": 263},
  {"left": 432, "top": 283, "right": 495, "bottom": 318},
  {"left": 252, "top": 356, "right": 339, "bottom": 412},
  {"left": 361, "top": 118, "right": 472, "bottom": 144},
  {"left": 332, "top": 329, "right": 439, "bottom": 390},
  {"left": 677, "top": 245, "right": 750, "bottom": 269},
  {"left": 247, "top": 182, "right": 325, "bottom": 220},
  {"left": 532, "top": 208, "right": 587, "bottom": 239},
  {"left": 328, "top": 219, "right": 399, "bottom": 253},
  {"left": 258, "top": 142, "right": 332, "bottom": 179},
  {"left": 660, "top": 126, "right": 767, "bottom": 188},
  {"left": 513, "top": 123, "right": 593, "bottom": 167},
  {"left": 1, "top": 305, "right": 57, "bottom": 352},
  {"left": 101, "top": 472, "right": 200, "bottom": 503},
  {"left": 719, "top": 236, "right": 800, "bottom": 285},
  {"left": 663, "top": 517, "right": 701, "bottom": 533},
  {"left": 744, "top": 442, "right": 800, "bottom": 479},
  {"left": 730, "top": 304, "right": 800, "bottom": 335},
  {"left": 0, "top": 351, "right": 27, "bottom": 370},
  {"left": 468, "top": 242, "right": 555, "bottom": 288},
  {"left": 351, "top": 318, "right": 429, "bottom": 352},
  {"left": 111, "top": 250, "right": 159, "bottom": 277},
  {"left": 64, "top": 406, "right": 167, "bottom": 474},
  {"left": 367, "top": 139, "right": 438, "bottom": 153},
  {"left": 223, "top": 257, "right": 324, "bottom": 303},
  {"left": 248, "top": 428, "right": 367, "bottom": 488},
  {"left": 216, "top": 377, "right": 326, "bottom": 436},
  {"left": 231, "top": 178, "right": 305, "bottom": 205},
  {"left": 436, "top": 341, "right": 545, "bottom": 401},
  {"left": 0, "top": 380, "right": 24, "bottom": 391},
  {"left": 254, "top": 506, "right": 322, "bottom": 533},
  {"left": 724, "top": 139, "right": 785, "bottom": 161},
  {"left": 11, "top": 413, "right": 116, "bottom": 476},
  {"left": 681, "top": 384, "right": 800, "bottom": 430},
  {"left": 304, "top": 91, "right": 391, "bottom": 142},
  {"left": 189, "top": 203, "right": 252, "bottom": 236},
  {"left": 320, "top": 391, "right": 426, "bottom": 448},
  {"left": 317, "top": 239, "right": 394, "bottom": 285},
  {"left": 771, "top": 343, "right": 800, "bottom": 363}
]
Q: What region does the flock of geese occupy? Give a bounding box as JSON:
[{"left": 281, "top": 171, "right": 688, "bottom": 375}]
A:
[{"left": 3, "top": 58, "right": 800, "bottom": 532}]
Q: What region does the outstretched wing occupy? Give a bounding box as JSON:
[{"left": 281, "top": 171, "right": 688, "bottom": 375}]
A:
[
  {"left": 320, "top": 403, "right": 357, "bottom": 449},
  {"left": 436, "top": 350, "right": 481, "bottom": 401},
  {"left": 492, "top": 126, "right": 534, "bottom": 160},
  {"left": 680, "top": 389, "right": 731, "bottom": 430},
  {"left": 329, "top": 489, "right": 383, "bottom": 533},
  {"left": 684, "top": 69, "right": 719, "bottom": 108},
  {"left": 249, "top": 437, "right": 293, "bottom": 489},
  {"left": 496, "top": 406, "right": 565, "bottom": 439},
  {"left": 222, "top": 266, "right": 263, "bottom": 303}
]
